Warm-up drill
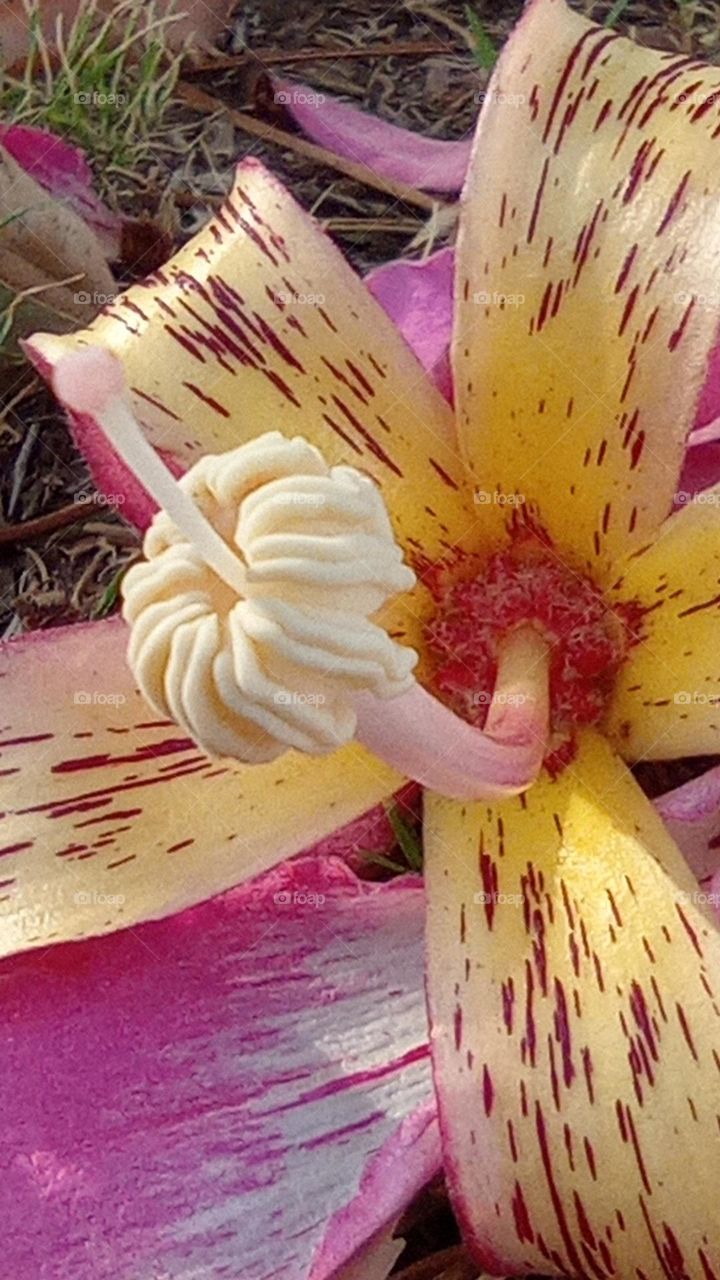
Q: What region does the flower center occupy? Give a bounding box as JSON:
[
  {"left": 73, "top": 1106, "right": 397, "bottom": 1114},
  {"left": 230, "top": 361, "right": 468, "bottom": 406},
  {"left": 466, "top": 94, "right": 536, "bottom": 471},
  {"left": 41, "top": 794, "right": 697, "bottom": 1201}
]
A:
[{"left": 423, "top": 538, "right": 642, "bottom": 764}]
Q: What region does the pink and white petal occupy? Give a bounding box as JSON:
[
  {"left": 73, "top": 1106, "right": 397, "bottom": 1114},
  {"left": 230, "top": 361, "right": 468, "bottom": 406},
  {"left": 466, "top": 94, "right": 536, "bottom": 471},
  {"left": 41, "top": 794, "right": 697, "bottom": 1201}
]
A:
[
  {"left": 0, "top": 618, "right": 402, "bottom": 957},
  {"left": 0, "top": 857, "right": 433, "bottom": 1280},
  {"left": 312, "top": 1100, "right": 441, "bottom": 1279},
  {"left": 0, "top": 123, "right": 121, "bottom": 258},
  {"left": 274, "top": 79, "right": 473, "bottom": 192},
  {"left": 366, "top": 249, "right": 455, "bottom": 404},
  {"left": 655, "top": 764, "right": 720, "bottom": 882}
]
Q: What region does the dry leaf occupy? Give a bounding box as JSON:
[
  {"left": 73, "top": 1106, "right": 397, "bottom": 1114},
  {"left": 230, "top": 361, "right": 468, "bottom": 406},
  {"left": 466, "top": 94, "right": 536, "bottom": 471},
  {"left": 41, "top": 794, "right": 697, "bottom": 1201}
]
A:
[{"left": 0, "top": 143, "right": 115, "bottom": 357}]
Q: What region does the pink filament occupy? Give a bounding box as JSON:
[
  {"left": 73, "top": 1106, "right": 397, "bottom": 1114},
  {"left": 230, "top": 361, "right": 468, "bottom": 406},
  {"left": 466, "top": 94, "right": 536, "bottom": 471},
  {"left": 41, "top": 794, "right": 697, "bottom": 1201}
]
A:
[{"left": 354, "top": 628, "right": 550, "bottom": 801}]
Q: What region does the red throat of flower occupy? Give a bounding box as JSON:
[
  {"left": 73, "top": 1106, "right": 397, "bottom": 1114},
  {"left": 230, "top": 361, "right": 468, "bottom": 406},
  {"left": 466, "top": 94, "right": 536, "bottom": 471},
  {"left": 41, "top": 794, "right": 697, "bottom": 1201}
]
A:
[{"left": 423, "top": 535, "right": 644, "bottom": 773}]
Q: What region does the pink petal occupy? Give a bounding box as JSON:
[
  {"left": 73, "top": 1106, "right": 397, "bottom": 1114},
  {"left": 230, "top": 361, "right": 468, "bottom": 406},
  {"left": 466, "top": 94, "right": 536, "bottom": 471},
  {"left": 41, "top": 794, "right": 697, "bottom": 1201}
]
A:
[
  {"left": 655, "top": 765, "right": 720, "bottom": 882},
  {"left": 0, "top": 123, "right": 121, "bottom": 258},
  {"left": 21, "top": 345, "right": 173, "bottom": 531},
  {"left": 677, "top": 436, "right": 720, "bottom": 502},
  {"left": 312, "top": 1101, "right": 440, "bottom": 1279},
  {"left": 0, "top": 857, "right": 433, "bottom": 1280},
  {"left": 306, "top": 781, "right": 421, "bottom": 878},
  {"left": 274, "top": 78, "right": 472, "bottom": 192},
  {"left": 366, "top": 249, "right": 455, "bottom": 404},
  {"left": 694, "top": 338, "right": 720, "bottom": 432}
]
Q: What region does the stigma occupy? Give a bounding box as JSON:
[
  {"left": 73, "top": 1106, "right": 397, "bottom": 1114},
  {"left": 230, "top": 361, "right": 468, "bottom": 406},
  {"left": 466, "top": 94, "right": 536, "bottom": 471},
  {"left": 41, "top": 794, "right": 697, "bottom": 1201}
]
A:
[{"left": 424, "top": 537, "right": 642, "bottom": 764}]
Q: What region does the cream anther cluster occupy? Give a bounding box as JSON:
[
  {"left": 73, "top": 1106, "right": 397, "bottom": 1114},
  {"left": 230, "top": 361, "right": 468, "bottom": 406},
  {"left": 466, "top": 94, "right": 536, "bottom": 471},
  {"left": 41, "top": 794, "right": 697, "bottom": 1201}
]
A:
[{"left": 121, "top": 431, "right": 417, "bottom": 762}]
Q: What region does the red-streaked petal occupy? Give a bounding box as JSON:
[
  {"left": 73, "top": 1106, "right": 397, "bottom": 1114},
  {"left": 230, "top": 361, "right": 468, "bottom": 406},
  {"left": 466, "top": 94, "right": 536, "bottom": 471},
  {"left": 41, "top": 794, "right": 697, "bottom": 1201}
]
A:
[
  {"left": 274, "top": 79, "right": 473, "bottom": 191},
  {"left": 27, "top": 158, "right": 474, "bottom": 650},
  {"left": 454, "top": 0, "right": 720, "bottom": 578},
  {"left": 27, "top": 159, "right": 471, "bottom": 560},
  {"left": 425, "top": 729, "right": 720, "bottom": 1277},
  {"left": 0, "top": 856, "right": 433, "bottom": 1280},
  {"left": 0, "top": 618, "right": 401, "bottom": 956},
  {"left": 606, "top": 485, "right": 720, "bottom": 760},
  {"left": 655, "top": 764, "right": 720, "bottom": 882},
  {"left": 366, "top": 248, "right": 455, "bottom": 404}
]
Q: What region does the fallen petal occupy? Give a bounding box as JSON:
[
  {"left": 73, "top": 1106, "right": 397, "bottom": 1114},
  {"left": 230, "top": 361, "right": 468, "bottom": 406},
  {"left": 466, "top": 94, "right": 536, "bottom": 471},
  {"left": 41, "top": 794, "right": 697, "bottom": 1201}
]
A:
[{"left": 274, "top": 78, "right": 472, "bottom": 191}]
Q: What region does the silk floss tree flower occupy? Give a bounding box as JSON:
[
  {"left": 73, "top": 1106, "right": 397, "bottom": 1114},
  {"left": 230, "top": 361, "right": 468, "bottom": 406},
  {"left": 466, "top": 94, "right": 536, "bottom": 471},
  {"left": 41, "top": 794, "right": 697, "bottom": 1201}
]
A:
[{"left": 2, "top": 0, "right": 720, "bottom": 1274}]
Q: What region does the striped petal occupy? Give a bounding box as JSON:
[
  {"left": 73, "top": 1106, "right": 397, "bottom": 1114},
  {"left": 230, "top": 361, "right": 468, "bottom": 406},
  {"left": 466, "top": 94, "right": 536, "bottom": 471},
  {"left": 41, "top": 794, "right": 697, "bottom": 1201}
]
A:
[
  {"left": 425, "top": 730, "right": 720, "bottom": 1278},
  {"left": 606, "top": 486, "right": 720, "bottom": 760},
  {"left": 454, "top": 0, "right": 720, "bottom": 577},
  {"left": 27, "top": 159, "right": 473, "bottom": 596},
  {"left": 0, "top": 619, "right": 401, "bottom": 957},
  {"left": 0, "top": 856, "right": 435, "bottom": 1280}
]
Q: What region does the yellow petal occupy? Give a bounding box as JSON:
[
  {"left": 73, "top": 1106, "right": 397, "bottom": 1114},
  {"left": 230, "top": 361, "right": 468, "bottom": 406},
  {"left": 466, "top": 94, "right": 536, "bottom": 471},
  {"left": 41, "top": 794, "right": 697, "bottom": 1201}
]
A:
[
  {"left": 425, "top": 729, "right": 720, "bottom": 1277},
  {"left": 0, "top": 619, "right": 401, "bottom": 958},
  {"left": 455, "top": 0, "right": 720, "bottom": 577},
  {"left": 606, "top": 486, "right": 720, "bottom": 759},
  {"left": 28, "top": 158, "right": 476, "bottom": 654}
]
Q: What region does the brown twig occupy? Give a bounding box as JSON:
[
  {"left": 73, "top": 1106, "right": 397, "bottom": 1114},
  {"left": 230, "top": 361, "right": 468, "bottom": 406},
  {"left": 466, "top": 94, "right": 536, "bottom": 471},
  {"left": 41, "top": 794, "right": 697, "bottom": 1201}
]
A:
[
  {"left": 176, "top": 82, "right": 451, "bottom": 215},
  {"left": 0, "top": 496, "right": 105, "bottom": 546},
  {"left": 322, "top": 216, "right": 422, "bottom": 232},
  {"left": 172, "top": 188, "right": 225, "bottom": 208},
  {"left": 185, "top": 41, "right": 450, "bottom": 75}
]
